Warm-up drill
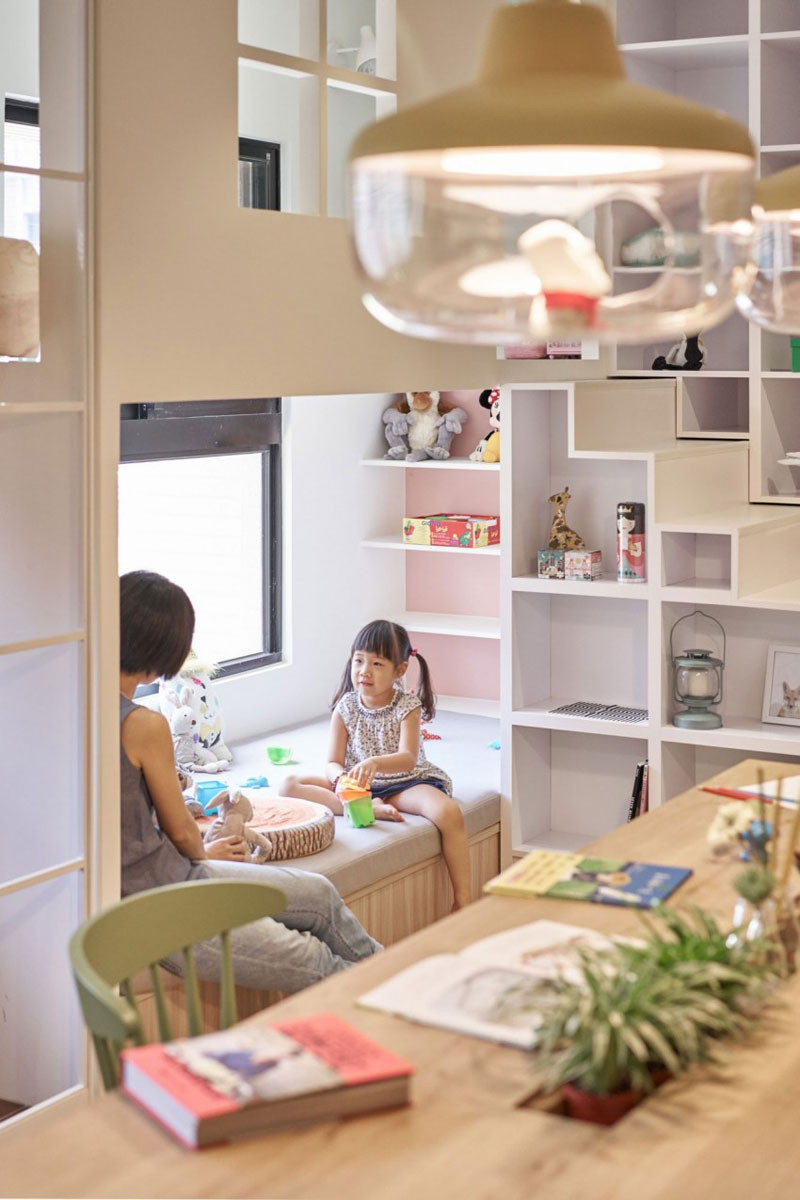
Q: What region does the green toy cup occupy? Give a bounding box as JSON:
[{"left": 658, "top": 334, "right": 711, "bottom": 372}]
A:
[
  {"left": 342, "top": 795, "right": 375, "bottom": 828},
  {"left": 266, "top": 745, "right": 293, "bottom": 765}
]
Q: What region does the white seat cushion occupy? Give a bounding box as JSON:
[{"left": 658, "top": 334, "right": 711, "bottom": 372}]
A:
[{"left": 226, "top": 709, "right": 501, "bottom": 895}]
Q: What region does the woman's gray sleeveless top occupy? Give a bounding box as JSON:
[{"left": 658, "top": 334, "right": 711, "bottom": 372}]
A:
[{"left": 120, "top": 694, "right": 192, "bottom": 896}]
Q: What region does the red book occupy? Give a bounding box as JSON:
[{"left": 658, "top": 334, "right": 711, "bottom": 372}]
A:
[{"left": 122, "top": 1012, "right": 413, "bottom": 1148}]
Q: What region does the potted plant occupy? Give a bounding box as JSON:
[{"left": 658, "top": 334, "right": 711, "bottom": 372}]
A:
[{"left": 499, "top": 910, "right": 779, "bottom": 1127}]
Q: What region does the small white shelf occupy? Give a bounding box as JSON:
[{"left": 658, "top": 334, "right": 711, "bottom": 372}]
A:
[
  {"left": 513, "top": 831, "right": 595, "bottom": 857},
  {"left": 659, "top": 580, "right": 734, "bottom": 605},
  {"left": 678, "top": 430, "right": 749, "bottom": 440},
  {"left": 512, "top": 701, "right": 650, "bottom": 738},
  {"left": 392, "top": 611, "right": 501, "bottom": 640},
  {"left": 512, "top": 574, "right": 650, "bottom": 600},
  {"left": 362, "top": 457, "right": 500, "bottom": 472},
  {"left": 620, "top": 35, "right": 748, "bottom": 67},
  {"left": 661, "top": 719, "right": 800, "bottom": 757},
  {"left": 760, "top": 144, "right": 800, "bottom": 155},
  {"left": 363, "top": 535, "right": 501, "bottom": 556},
  {"left": 739, "top": 580, "right": 800, "bottom": 612},
  {"left": 762, "top": 371, "right": 800, "bottom": 380},
  {"left": 761, "top": 31, "right": 800, "bottom": 46},
  {"left": 613, "top": 265, "right": 699, "bottom": 275},
  {"left": 437, "top": 695, "right": 500, "bottom": 719},
  {"left": 610, "top": 371, "right": 749, "bottom": 380}
]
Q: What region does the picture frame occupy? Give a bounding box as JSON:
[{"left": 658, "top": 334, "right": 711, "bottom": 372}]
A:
[{"left": 761, "top": 643, "right": 800, "bottom": 727}]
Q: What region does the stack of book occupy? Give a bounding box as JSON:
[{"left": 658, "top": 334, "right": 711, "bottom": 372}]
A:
[{"left": 627, "top": 760, "right": 649, "bottom": 821}]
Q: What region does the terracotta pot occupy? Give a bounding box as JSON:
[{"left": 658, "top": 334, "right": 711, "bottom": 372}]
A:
[{"left": 561, "top": 1082, "right": 643, "bottom": 1125}]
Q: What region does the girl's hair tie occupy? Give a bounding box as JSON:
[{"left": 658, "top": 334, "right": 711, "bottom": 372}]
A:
[{"left": 410, "top": 647, "right": 418, "bottom": 657}]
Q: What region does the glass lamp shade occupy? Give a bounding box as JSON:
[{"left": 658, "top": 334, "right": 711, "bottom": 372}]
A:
[
  {"left": 348, "top": 1, "right": 756, "bottom": 346},
  {"left": 736, "top": 165, "right": 800, "bottom": 334}
]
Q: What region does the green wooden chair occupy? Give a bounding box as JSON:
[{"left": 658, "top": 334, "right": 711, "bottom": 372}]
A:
[{"left": 68, "top": 878, "right": 287, "bottom": 1089}]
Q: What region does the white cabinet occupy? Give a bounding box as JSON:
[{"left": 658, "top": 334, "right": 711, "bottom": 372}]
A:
[{"left": 501, "top": 377, "right": 800, "bottom": 862}]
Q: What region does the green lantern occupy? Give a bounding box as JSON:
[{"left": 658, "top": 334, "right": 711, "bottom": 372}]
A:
[{"left": 670, "top": 610, "right": 726, "bottom": 730}]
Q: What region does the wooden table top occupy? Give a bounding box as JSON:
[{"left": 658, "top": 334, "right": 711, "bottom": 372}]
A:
[{"left": 5, "top": 758, "right": 800, "bottom": 1200}]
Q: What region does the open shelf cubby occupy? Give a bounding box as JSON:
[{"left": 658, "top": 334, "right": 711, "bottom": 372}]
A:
[
  {"left": 615, "top": 0, "right": 748, "bottom": 44},
  {"left": 512, "top": 591, "right": 649, "bottom": 723},
  {"left": 761, "top": 36, "right": 800, "bottom": 145},
  {"left": 511, "top": 726, "right": 648, "bottom": 856},
  {"left": 661, "top": 530, "right": 732, "bottom": 593},
  {"left": 676, "top": 375, "right": 749, "bottom": 439},
  {"left": 758, "top": 377, "right": 800, "bottom": 499},
  {"left": 761, "top": 0, "right": 800, "bottom": 34},
  {"left": 661, "top": 601, "right": 800, "bottom": 742},
  {"left": 615, "top": 313, "right": 749, "bottom": 375}
]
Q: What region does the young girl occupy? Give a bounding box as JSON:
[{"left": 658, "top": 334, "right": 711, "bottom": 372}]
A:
[
  {"left": 280, "top": 620, "right": 471, "bottom": 909},
  {"left": 119, "top": 570, "right": 381, "bottom": 995}
]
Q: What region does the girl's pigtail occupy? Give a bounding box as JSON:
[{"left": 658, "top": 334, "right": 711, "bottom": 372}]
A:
[
  {"left": 413, "top": 651, "right": 437, "bottom": 722},
  {"left": 330, "top": 655, "right": 354, "bottom": 711}
]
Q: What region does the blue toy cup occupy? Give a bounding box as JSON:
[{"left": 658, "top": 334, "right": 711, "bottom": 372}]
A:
[{"left": 195, "top": 780, "right": 228, "bottom": 814}]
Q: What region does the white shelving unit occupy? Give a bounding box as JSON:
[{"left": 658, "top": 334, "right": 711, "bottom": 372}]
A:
[
  {"left": 611, "top": 0, "right": 800, "bottom": 500},
  {"left": 361, "top": 414, "right": 502, "bottom": 721},
  {"left": 500, "top": 376, "right": 800, "bottom": 864}
]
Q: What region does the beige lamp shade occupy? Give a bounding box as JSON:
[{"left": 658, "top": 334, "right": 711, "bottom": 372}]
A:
[
  {"left": 0, "top": 236, "right": 39, "bottom": 357},
  {"left": 349, "top": 0, "right": 756, "bottom": 345}
]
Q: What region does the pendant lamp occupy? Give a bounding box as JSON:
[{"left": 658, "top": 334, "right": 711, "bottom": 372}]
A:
[
  {"left": 348, "top": 0, "right": 755, "bottom": 346},
  {"left": 736, "top": 165, "right": 800, "bottom": 334}
]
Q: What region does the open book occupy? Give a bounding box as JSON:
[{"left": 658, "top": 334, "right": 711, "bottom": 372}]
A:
[{"left": 358, "top": 919, "right": 612, "bottom": 1050}]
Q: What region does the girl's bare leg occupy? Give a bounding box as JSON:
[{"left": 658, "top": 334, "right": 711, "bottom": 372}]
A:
[
  {"left": 279, "top": 774, "right": 343, "bottom": 814},
  {"left": 391, "top": 785, "right": 471, "bottom": 909},
  {"left": 279, "top": 776, "right": 404, "bottom": 822}
]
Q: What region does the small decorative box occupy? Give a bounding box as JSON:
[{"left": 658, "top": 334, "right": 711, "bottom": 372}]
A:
[
  {"left": 403, "top": 514, "right": 500, "bottom": 549},
  {"left": 565, "top": 549, "right": 602, "bottom": 581},
  {"left": 537, "top": 549, "right": 565, "bottom": 579}
]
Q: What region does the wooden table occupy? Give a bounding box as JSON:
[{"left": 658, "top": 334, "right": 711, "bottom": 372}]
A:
[{"left": 5, "top": 759, "right": 800, "bottom": 1200}]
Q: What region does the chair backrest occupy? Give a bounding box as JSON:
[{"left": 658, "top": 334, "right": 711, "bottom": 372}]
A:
[{"left": 69, "top": 878, "right": 287, "bottom": 1089}]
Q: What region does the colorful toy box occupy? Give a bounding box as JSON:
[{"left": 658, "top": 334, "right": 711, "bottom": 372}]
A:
[
  {"left": 537, "top": 549, "right": 565, "bottom": 579},
  {"left": 565, "top": 549, "right": 602, "bottom": 581},
  {"left": 403, "top": 514, "right": 500, "bottom": 549}
]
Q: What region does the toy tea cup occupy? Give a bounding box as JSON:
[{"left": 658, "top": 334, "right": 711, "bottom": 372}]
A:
[{"left": 337, "top": 775, "right": 375, "bottom": 828}]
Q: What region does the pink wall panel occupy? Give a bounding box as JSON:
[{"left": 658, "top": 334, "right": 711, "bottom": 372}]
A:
[
  {"left": 401, "top": 390, "right": 502, "bottom": 697},
  {"left": 412, "top": 632, "right": 500, "bottom": 703},
  {"left": 405, "top": 553, "right": 500, "bottom": 617}
]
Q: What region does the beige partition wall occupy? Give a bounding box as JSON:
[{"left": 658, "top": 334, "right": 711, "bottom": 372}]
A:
[{"left": 0, "top": 0, "right": 92, "bottom": 1118}]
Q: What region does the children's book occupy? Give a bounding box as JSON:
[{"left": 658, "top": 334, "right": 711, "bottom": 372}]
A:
[
  {"left": 483, "top": 850, "right": 691, "bottom": 908},
  {"left": 358, "top": 919, "right": 614, "bottom": 1050},
  {"left": 121, "top": 1012, "right": 413, "bottom": 1148},
  {"left": 727, "top": 774, "right": 800, "bottom": 805}
]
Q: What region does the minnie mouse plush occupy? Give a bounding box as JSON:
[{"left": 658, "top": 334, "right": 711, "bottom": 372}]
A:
[{"left": 469, "top": 388, "right": 500, "bottom": 463}]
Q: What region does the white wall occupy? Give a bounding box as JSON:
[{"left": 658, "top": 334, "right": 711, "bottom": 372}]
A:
[
  {"left": 217, "top": 389, "right": 404, "bottom": 741},
  {"left": 239, "top": 59, "right": 319, "bottom": 215}
]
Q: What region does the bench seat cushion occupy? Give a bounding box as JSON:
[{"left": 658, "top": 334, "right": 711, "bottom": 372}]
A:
[{"left": 228, "top": 709, "right": 500, "bottom": 896}]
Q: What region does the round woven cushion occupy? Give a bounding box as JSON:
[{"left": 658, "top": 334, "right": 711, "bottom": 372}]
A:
[{"left": 244, "top": 795, "right": 335, "bottom": 861}]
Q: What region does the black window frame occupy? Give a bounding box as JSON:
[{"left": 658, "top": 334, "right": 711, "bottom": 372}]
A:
[
  {"left": 238, "top": 137, "right": 281, "bottom": 211},
  {"left": 5, "top": 98, "right": 39, "bottom": 126},
  {"left": 120, "top": 398, "right": 283, "bottom": 683}
]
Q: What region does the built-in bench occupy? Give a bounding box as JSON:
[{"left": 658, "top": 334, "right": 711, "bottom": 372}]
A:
[{"left": 136, "top": 708, "right": 501, "bottom": 1038}]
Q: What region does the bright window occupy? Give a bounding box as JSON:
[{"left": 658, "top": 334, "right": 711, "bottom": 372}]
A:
[{"left": 118, "top": 399, "right": 282, "bottom": 677}]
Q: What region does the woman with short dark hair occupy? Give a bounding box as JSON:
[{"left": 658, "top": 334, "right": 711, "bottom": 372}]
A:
[{"left": 119, "top": 570, "right": 381, "bottom": 993}]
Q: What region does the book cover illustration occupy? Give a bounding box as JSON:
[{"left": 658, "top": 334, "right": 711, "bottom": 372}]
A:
[
  {"left": 359, "top": 919, "right": 613, "bottom": 1049},
  {"left": 484, "top": 850, "right": 691, "bottom": 908},
  {"left": 166, "top": 1013, "right": 411, "bottom": 1105}
]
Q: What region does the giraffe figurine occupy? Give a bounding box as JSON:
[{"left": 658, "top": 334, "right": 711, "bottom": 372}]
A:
[{"left": 548, "top": 486, "right": 586, "bottom": 551}]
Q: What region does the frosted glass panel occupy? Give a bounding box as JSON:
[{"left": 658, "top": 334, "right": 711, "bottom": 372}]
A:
[
  {"left": 239, "top": 60, "right": 319, "bottom": 215},
  {"left": 0, "top": 412, "right": 83, "bottom": 646},
  {"left": 0, "top": 177, "right": 86, "bottom": 404},
  {"left": 0, "top": 1, "right": 39, "bottom": 171},
  {"left": 0, "top": 872, "right": 84, "bottom": 1107},
  {"left": 0, "top": 642, "right": 84, "bottom": 886},
  {"left": 238, "top": 0, "right": 319, "bottom": 59},
  {"left": 40, "top": 0, "right": 87, "bottom": 174}
]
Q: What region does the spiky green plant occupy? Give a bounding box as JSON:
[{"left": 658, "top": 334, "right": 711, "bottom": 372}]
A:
[
  {"left": 517, "top": 944, "right": 755, "bottom": 1096},
  {"left": 627, "top": 906, "right": 784, "bottom": 998}
]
